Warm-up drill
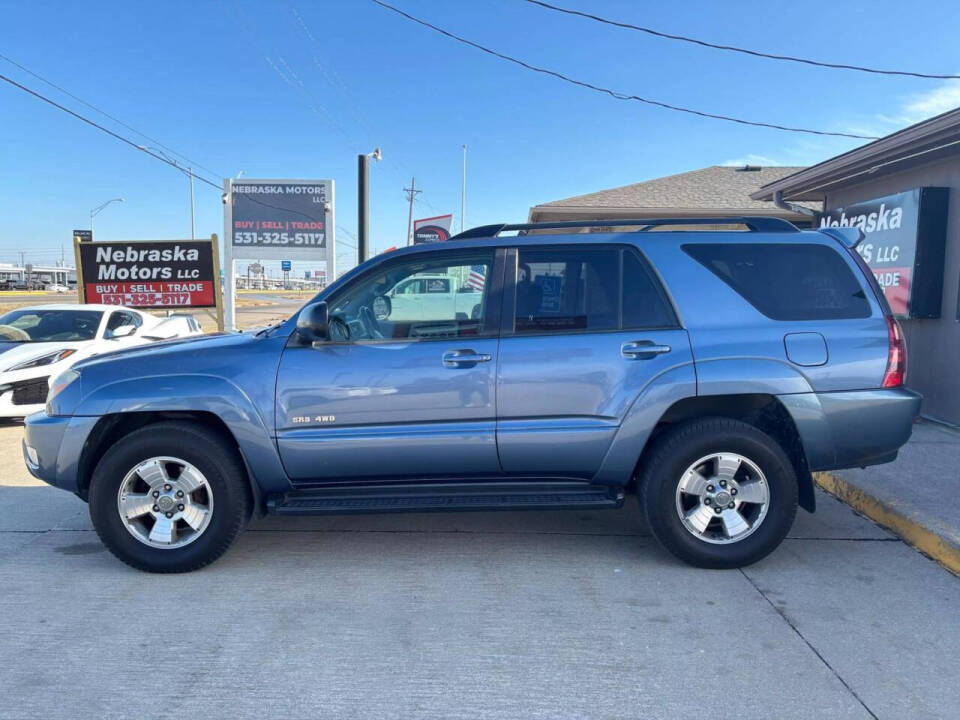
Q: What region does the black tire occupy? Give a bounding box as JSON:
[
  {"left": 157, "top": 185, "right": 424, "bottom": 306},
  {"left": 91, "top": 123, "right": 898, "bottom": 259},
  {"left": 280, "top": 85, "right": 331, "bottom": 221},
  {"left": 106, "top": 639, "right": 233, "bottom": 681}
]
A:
[
  {"left": 639, "top": 417, "right": 798, "bottom": 569},
  {"left": 89, "top": 421, "right": 251, "bottom": 573}
]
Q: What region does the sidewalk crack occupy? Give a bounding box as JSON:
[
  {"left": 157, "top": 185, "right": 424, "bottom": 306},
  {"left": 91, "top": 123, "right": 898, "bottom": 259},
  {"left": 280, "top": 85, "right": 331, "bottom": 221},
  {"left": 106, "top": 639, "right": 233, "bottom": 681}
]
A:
[{"left": 739, "top": 568, "right": 879, "bottom": 720}]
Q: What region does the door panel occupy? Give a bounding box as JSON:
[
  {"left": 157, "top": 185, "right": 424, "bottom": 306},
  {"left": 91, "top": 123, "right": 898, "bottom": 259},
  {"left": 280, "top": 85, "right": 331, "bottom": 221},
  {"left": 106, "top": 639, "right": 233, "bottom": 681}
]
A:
[
  {"left": 277, "top": 339, "right": 500, "bottom": 480},
  {"left": 496, "top": 243, "right": 690, "bottom": 478},
  {"left": 496, "top": 330, "right": 692, "bottom": 475}
]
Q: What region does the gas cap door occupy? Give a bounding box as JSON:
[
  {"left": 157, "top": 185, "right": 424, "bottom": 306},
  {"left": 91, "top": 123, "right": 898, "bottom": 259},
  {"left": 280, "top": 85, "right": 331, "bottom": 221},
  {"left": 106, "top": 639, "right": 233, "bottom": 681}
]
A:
[{"left": 784, "top": 332, "right": 828, "bottom": 367}]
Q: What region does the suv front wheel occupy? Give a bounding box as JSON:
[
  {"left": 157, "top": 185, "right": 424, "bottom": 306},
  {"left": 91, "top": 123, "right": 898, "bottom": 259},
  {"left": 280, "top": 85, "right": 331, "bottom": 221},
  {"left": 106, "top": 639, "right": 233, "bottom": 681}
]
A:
[
  {"left": 640, "top": 417, "right": 798, "bottom": 569},
  {"left": 89, "top": 421, "right": 251, "bottom": 573}
]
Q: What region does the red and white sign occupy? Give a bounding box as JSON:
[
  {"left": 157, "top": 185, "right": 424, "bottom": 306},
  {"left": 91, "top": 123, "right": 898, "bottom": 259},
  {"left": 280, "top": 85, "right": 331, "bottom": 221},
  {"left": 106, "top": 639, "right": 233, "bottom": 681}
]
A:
[
  {"left": 76, "top": 239, "right": 219, "bottom": 309},
  {"left": 413, "top": 214, "right": 454, "bottom": 244}
]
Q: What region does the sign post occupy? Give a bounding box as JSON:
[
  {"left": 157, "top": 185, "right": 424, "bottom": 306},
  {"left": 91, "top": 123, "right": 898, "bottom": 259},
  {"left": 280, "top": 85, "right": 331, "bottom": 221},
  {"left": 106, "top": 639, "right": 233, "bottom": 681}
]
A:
[
  {"left": 223, "top": 178, "right": 334, "bottom": 330},
  {"left": 74, "top": 235, "right": 223, "bottom": 329}
]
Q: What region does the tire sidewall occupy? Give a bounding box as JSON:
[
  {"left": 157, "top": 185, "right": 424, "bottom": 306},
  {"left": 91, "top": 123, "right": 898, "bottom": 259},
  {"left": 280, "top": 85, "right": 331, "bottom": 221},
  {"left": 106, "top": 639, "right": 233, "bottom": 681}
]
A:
[
  {"left": 644, "top": 422, "right": 798, "bottom": 568},
  {"left": 89, "top": 425, "right": 247, "bottom": 572}
]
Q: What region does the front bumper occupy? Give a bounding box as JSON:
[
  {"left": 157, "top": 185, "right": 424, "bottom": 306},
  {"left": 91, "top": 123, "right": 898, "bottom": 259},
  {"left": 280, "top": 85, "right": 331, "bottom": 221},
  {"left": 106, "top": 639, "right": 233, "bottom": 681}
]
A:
[
  {"left": 23, "top": 412, "right": 100, "bottom": 495},
  {"left": 780, "top": 387, "right": 922, "bottom": 472}
]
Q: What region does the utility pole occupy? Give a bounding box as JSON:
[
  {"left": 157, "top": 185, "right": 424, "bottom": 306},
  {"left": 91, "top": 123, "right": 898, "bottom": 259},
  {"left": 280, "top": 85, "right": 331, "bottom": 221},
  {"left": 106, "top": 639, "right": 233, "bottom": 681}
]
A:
[
  {"left": 189, "top": 166, "right": 196, "bottom": 240},
  {"left": 461, "top": 144, "right": 466, "bottom": 233},
  {"left": 404, "top": 176, "right": 421, "bottom": 246}
]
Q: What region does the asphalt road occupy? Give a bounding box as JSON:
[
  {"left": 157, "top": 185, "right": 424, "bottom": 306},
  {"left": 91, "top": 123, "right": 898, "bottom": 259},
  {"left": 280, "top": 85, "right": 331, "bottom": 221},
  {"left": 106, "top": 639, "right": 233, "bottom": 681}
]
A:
[{"left": 1, "top": 422, "right": 958, "bottom": 719}]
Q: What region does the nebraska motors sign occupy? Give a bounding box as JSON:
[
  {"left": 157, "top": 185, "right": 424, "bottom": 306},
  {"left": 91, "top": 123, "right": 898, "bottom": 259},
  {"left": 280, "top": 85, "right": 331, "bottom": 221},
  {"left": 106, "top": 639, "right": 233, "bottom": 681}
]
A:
[
  {"left": 821, "top": 187, "right": 949, "bottom": 318},
  {"left": 75, "top": 237, "right": 220, "bottom": 309}
]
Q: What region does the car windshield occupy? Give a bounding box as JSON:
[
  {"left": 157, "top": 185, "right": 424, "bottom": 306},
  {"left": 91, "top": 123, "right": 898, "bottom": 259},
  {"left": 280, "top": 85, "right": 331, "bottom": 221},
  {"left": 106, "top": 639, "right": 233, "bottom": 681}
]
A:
[{"left": 0, "top": 309, "right": 103, "bottom": 342}]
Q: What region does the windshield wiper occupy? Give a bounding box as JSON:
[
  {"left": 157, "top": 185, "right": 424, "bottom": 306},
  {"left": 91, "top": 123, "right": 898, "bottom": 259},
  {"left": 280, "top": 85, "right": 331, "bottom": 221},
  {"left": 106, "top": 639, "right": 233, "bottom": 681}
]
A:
[{"left": 254, "top": 320, "right": 284, "bottom": 337}]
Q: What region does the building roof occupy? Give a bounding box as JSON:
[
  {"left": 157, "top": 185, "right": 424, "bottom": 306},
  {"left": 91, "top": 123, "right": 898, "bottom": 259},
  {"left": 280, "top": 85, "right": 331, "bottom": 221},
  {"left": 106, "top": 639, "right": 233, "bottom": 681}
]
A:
[
  {"left": 529, "top": 165, "right": 819, "bottom": 222},
  {"left": 752, "top": 107, "right": 960, "bottom": 202}
]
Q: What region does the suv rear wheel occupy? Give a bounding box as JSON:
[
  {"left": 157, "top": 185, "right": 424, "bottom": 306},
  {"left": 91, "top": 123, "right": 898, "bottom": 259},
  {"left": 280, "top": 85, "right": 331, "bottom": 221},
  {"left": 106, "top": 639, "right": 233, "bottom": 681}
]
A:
[
  {"left": 89, "top": 421, "right": 251, "bottom": 573},
  {"left": 639, "top": 417, "right": 798, "bottom": 568}
]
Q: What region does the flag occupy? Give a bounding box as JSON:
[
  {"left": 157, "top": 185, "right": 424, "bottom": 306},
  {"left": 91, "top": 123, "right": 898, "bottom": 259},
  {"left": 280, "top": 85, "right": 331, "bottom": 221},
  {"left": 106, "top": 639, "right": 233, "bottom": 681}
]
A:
[{"left": 465, "top": 264, "right": 486, "bottom": 291}]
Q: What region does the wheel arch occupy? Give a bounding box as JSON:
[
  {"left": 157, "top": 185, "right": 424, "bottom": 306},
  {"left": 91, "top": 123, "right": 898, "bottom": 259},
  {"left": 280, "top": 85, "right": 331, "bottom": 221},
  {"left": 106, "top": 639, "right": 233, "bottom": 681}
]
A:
[
  {"left": 633, "top": 393, "right": 815, "bottom": 513},
  {"left": 76, "top": 411, "right": 267, "bottom": 514}
]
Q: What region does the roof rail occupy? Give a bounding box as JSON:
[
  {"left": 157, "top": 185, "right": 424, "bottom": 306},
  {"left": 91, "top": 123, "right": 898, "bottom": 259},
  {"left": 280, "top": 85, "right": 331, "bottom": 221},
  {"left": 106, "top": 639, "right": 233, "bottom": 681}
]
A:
[{"left": 448, "top": 216, "right": 798, "bottom": 240}]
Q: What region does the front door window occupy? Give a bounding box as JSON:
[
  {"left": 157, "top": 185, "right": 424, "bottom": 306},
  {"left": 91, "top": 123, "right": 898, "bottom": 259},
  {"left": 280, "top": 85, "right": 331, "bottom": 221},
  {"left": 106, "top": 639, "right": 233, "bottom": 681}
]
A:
[{"left": 327, "top": 251, "right": 494, "bottom": 341}]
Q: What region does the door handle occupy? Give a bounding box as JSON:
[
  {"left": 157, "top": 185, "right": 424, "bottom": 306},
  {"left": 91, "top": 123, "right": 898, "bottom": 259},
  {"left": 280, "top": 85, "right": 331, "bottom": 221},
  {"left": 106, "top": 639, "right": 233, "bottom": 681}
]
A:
[
  {"left": 442, "top": 349, "right": 492, "bottom": 368},
  {"left": 621, "top": 341, "right": 671, "bottom": 359}
]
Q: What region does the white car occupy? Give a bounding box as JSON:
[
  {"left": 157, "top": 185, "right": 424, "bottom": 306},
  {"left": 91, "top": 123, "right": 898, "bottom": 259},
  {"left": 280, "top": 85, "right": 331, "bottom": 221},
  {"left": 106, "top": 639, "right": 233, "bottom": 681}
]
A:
[{"left": 0, "top": 304, "right": 201, "bottom": 418}]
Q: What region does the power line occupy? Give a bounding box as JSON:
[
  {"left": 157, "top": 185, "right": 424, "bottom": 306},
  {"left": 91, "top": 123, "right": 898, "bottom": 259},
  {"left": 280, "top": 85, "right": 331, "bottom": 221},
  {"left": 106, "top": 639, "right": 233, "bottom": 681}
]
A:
[
  {"left": 371, "top": 0, "right": 879, "bottom": 140},
  {"left": 524, "top": 0, "right": 960, "bottom": 81},
  {"left": 0, "top": 53, "right": 225, "bottom": 177},
  {"left": 0, "top": 73, "right": 224, "bottom": 189}
]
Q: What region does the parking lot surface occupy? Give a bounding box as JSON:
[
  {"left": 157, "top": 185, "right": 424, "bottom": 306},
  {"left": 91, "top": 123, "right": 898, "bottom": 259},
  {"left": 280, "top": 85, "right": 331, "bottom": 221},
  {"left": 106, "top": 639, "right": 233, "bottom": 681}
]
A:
[{"left": 1, "top": 422, "right": 958, "bottom": 720}]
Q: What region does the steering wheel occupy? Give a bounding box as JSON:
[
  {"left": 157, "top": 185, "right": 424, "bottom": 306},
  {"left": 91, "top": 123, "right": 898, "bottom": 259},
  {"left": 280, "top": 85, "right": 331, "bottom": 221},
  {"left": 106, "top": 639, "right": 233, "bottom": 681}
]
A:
[
  {"left": 359, "top": 305, "right": 385, "bottom": 340},
  {"left": 328, "top": 315, "right": 351, "bottom": 342}
]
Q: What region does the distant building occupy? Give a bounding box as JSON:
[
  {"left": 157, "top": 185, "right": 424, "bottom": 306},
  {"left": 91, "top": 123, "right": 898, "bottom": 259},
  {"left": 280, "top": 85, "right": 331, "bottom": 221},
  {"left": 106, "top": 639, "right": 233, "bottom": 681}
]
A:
[
  {"left": 0, "top": 263, "right": 75, "bottom": 287},
  {"left": 528, "top": 165, "right": 820, "bottom": 228}
]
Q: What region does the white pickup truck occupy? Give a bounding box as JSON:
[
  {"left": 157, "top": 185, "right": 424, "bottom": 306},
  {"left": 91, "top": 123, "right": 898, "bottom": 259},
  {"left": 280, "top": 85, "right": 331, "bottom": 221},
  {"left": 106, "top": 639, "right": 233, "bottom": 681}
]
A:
[{"left": 382, "top": 274, "right": 483, "bottom": 322}]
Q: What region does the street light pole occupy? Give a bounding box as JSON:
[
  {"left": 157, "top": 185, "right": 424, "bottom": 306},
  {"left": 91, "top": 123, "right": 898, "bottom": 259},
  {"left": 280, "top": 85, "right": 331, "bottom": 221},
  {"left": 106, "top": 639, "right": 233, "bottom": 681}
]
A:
[
  {"left": 90, "top": 197, "right": 124, "bottom": 238},
  {"left": 137, "top": 146, "right": 194, "bottom": 239},
  {"left": 357, "top": 148, "right": 381, "bottom": 264}
]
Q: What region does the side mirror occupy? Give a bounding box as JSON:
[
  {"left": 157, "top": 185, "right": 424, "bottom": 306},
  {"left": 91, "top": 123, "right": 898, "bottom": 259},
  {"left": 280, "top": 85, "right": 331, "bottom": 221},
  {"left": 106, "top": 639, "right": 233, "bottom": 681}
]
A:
[
  {"left": 296, "top": 302, "right": 329, "bottom": 342},
  {"left": 108, "top": 325, "right": 136, "bottom": 339}
]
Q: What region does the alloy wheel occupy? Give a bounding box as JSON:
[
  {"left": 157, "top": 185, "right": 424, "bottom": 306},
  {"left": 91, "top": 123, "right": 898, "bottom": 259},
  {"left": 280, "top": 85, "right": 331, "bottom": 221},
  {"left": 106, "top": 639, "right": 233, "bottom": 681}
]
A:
[
  {"left": 674, "top": 452, "right": 770, "bottom": 544},
  {"left": 116, "top": 456, "right": 214, "bottom": 549}
]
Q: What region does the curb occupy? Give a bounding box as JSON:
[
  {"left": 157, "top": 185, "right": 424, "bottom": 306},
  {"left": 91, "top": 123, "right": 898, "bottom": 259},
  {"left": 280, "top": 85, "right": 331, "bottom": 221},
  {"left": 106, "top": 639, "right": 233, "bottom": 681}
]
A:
[{"left": 815, "top": 471, "right": 960, "bottom": 576}]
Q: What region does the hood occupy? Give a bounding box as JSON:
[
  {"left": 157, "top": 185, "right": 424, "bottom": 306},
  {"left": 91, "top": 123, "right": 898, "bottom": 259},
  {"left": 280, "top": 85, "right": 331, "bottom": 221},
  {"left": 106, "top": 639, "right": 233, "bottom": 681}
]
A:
[
  {"left": 71, "top": 331, "right": 246, "bottom": 371},
  {"left": 0, "top": 341, "right": 84, "bottom": 372}
]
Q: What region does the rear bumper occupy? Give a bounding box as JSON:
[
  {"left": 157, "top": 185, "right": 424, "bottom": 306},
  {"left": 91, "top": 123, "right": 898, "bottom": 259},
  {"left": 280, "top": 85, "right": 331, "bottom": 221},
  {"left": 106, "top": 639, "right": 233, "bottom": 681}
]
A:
[
  {"left": 780, "top": 387, "right": 922, "bottom": 472},
  {"left": 23, "top": 412, "right": 100, "bottom": 495}
]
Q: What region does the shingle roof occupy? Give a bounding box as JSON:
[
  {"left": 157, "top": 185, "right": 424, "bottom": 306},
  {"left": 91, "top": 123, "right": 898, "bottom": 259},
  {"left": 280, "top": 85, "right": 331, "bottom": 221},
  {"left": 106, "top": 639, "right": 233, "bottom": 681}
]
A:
[{"left": 533, "top": 165, "right": 818, "bottom": 211}]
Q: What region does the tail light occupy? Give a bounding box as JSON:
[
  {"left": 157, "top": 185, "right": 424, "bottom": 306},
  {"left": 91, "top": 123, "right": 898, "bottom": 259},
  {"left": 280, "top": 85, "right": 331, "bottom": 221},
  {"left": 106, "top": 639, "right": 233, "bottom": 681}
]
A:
[{"left": 882, "top": 315, "right": 907, "bottom": 388}]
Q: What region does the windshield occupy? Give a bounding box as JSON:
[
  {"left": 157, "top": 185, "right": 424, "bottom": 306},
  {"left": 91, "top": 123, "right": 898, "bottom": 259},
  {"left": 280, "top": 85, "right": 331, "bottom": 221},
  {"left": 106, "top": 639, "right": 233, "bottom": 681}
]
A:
[{"left": 0, "top": 309, "right": 103, "bottom": 342}]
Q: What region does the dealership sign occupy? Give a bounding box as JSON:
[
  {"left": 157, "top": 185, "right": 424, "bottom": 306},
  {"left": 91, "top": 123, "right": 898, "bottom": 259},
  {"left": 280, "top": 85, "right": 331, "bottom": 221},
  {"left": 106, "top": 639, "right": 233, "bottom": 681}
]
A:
[
  {"left": 223, "top": 178, "right": 335, "bottom": 330},
  {"left": 74, "top": 237, "right": 223, "bottom": 323},
  {"left": 413, "top": 214, "right": 453, "bottom": 244},
  {"left": 820, "top": 187, "right": 949, "bottom": 318}
]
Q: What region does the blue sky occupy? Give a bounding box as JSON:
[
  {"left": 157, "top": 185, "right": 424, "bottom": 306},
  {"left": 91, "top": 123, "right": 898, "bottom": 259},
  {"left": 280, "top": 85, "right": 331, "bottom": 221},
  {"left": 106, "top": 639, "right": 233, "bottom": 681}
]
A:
[{"left": 2, "top": 0, "right": 959, "bottom": 276}]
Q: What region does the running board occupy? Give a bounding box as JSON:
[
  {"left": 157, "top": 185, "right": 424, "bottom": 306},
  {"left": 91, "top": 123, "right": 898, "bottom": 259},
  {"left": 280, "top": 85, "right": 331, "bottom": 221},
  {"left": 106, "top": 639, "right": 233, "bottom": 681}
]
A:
[{"left": 266, "top": 482, "right": 624, "bottom": 516}]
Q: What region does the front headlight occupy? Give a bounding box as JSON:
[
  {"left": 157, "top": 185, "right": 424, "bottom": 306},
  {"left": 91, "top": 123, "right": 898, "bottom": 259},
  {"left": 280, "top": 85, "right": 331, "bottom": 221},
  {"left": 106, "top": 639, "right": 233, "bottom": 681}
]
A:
[
  {"left": 8, "top": 348, "right": 76, "bottom": 371},
  {"left": 46, "top": 369, "right": 80, "bottom": 412}
]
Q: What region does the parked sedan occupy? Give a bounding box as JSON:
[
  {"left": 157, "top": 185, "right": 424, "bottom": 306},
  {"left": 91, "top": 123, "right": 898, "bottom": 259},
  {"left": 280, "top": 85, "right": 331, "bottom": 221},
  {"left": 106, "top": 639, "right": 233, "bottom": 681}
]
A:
[{"left": 0, "top": 304, "right": 201, "bottom": 418}]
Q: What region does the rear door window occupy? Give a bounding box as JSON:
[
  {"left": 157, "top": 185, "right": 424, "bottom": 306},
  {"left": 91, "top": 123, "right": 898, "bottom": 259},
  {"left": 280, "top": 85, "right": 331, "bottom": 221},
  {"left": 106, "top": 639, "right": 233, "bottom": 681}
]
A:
[
  {"left": 683, "top": 243, "right": 872, "bottom": 320},
  {"left": 513, "top": 245, "right": 677, "bottom": 334}
]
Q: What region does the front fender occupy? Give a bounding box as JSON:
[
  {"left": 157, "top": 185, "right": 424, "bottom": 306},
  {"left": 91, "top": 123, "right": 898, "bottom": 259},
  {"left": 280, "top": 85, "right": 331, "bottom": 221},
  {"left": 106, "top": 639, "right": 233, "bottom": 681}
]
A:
[{"left": 75, "top": 374, "right": 289, "bottom": 493}]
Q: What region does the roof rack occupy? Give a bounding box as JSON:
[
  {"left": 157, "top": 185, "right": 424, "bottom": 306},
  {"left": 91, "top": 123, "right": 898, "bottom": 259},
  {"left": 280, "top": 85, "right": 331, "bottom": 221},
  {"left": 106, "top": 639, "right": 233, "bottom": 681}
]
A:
[{"left": 448, "top": 216, "right": 798, "bottom": 240}]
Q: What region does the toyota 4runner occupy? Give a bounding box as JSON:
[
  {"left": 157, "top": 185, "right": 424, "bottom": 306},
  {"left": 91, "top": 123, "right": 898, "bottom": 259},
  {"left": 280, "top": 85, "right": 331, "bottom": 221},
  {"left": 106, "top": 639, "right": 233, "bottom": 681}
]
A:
[{"left": 23, "top": 218, "right": 921, "bottom": 572}]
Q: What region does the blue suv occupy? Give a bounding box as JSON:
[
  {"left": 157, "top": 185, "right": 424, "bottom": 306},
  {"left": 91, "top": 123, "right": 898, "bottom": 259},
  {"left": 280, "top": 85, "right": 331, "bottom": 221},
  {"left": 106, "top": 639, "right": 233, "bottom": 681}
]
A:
[{"left": 23, "top": 218, "right": 920, "bottom": 572}]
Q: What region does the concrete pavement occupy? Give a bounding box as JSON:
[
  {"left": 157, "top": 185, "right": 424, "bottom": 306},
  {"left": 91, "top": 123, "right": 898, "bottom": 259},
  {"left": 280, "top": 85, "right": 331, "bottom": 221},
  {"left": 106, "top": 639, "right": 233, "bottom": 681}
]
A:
[{"left": 1, "top": 424, "right": 958, "bottom": 719}]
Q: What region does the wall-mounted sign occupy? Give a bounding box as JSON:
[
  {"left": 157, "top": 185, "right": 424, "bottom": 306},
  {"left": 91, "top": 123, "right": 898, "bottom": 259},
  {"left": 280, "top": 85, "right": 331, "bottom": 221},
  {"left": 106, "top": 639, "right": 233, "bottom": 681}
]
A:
[
  {"left": 73, "top": 229, "right": 92, "bottom": 244},
  {"left": 413, "top": 214, "right": 453, "bottom": 244},
  {"left": 223, "top": 178, "right": 335, "bottom": 329},
  {"left": 74, "top": 236, "right": 223, "bottom": 328},
  {"left": 821, "top": 187, "right": 949, "bottom": 318}
]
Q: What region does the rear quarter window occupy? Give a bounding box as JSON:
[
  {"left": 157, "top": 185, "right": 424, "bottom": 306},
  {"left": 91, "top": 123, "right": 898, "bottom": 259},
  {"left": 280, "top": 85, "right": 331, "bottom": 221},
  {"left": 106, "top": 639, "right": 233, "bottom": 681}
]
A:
[{"left": 682, "top": 243, "right": 872, "bottom": 321}]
